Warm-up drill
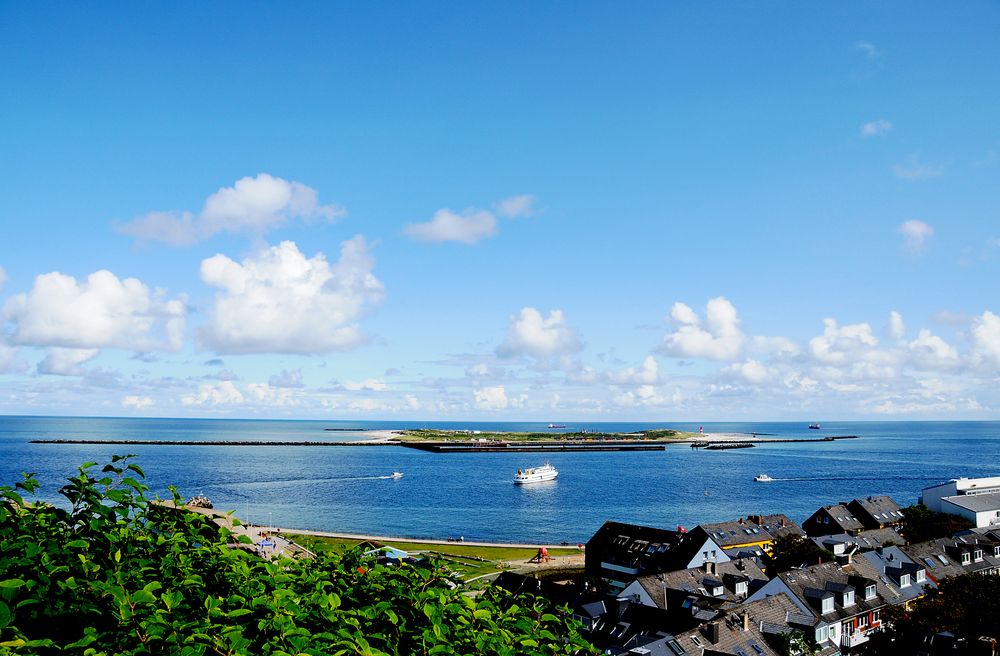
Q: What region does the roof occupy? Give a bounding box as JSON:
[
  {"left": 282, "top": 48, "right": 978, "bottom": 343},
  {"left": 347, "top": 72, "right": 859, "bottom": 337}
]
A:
[
  {"left": 776, "top": 559, "right": 893, "bottom": 623},
  {"left": 860, "top": 546, "right": 936, "bottom": 605},
  {"left": 633, "top": 559, "right": 768, "bottom": 607},
  {"left": 941, "top": 492, "right": 1000, "bottom": 513},
  {"left": 586, "top": 521, "right": 726, "bottom": 578},
  {"left": 902, "top": 536, "right": 1000, "bottom": 580},
  {"left": 695, "top": 515, "right": 805, "bottom": 548},
  {"left": 812, "top": 527, "right": 906, "bottom": 552},
  {"left": 814, "top": 504, "right": 865, "bottom": 533},
  {"left": 673, "top": 613, "right": 780, "bottom": 656},
  {"left": 848, "top": 496, "right": 904, "bottom": 526}
]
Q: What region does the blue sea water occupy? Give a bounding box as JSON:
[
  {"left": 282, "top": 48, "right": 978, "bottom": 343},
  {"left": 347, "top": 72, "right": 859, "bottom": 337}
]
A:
[{"left": 1, "top": 416, "right": 998, "bottom": 544}]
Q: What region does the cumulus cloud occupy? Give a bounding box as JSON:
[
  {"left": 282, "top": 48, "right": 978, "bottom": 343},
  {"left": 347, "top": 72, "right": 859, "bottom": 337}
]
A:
[
  {"left": 722, "top": 359, "right": 773, "bottom": 384},
  {"left": 4, "top": 270, "right": 186, "bottom": 351},
  {"left": 888, "top": 311, "right": 906, "bottom": 340},
  {"left": 403, "top": 208, "right": 496, "bottom": 244},
  {"left": 898, "top": 220, "right": 934, "bottom": 254},
  {"left": 0, "top": 344, "right": 20, "bottom": 374},
  {"left": 119, "top": 173, "right": 345, "bottom": 246},
  {"left": 496, "top": 308, "right": 581, "bottom": 360},
  {"left": 893, "top": 155, "right": 944, "bottom": 181},
  {"left": 970, "top": 310, "right": 1000, "bottom": 368},
  {"left": 907, "top": 329, "right": 960, "bottom": 369},
  {"left": 268, "top": 369, "right": 304, "bottom": 388},
  {"left": 37, "top": 348, "right": 100, "bottom": 376},
  {"left": 199, "top": 237, "right": 384, "bottom": 354},
  {"left": 182, "top": 381, "right": 245, "bottom": 406},
  {"left": 122, "top": 395, "right": 154, "bottom": 409},
  {"left": 860, "top": 119, "right": 893, "bottom": 137},
  {"left": 403, "top": 195, "right": 535, "bottom": 244},
  {"left": 659, "top": 297, "right": 745, "bottom": 361},
  {"left": 474, "top": 385, "right": 508, "bottom": 410},
  {"left": 808, "top": 318, "right": 879, "bottom": 364},
  {"left": 605, "top": 356, "right": 660, "bottom": 385}
]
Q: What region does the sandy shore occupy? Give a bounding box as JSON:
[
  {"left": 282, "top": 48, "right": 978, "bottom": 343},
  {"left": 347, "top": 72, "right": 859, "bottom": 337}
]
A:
[
  {"left": 353, "top": 429, "right": 406, "bottom": 443},
  {"left": 698, "top": 431, "right": 760, "bottom": 441}
]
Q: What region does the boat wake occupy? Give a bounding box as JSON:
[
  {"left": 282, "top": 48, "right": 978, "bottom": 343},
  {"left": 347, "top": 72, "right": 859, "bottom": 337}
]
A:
[{"left": 760, "top": 474, "right": 934, "bottom": 483}]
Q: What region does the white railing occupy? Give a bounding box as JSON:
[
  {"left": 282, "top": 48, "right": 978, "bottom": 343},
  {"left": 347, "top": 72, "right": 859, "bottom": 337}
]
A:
[{"left": 841, "top": 631, "right": 869, "bottom": 648}]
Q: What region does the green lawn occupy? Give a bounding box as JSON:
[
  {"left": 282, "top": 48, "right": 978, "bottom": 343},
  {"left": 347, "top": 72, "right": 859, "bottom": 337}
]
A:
[
  {"left": 285, "top": 533, "right": 582, "bottom": 580},
  {"left": 396, "top": 428, "right": 694, "bottom": 442}
]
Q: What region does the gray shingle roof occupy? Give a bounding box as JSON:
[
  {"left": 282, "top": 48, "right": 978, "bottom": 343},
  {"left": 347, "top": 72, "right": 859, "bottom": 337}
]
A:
[
  {"left": 941, "top": 492, "right": 1000, "bottom": 513},
  {"left": 696, "top": 515, "right": 805, "bottom": 548},
  {"left": 634, "top": 559, "right": 768, "bottom": 607}
]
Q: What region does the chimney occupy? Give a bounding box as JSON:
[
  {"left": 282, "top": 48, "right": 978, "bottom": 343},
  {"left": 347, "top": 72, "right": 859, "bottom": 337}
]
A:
[
  {"left": 704, "top": 560, "right": 717, "bottom": 575},
  {"left": 779, "top": 517, "right": 786, "bottom": 527},
  {"left": 755, "top": 515, "right": 763, "bottom": 525},
  {"left": 706, "top": 622, "right": 721, "bottom": 644},
  {"left": 742, "top": 613, "right": 750, "bottom": 631},
  {"left": 739, "top": 517, "right": 744, "bottom": 525}
]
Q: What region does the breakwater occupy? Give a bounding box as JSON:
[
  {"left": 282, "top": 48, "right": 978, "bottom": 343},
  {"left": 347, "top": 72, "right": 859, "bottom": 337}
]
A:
[{"left": 29, "top": 439, "right": 396, "bottom": 446}]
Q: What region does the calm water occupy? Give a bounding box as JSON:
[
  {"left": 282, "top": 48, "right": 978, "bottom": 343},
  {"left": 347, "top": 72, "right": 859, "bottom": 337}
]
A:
[{"left": 1, "top": 416, "right": 998, "bottom": 544}]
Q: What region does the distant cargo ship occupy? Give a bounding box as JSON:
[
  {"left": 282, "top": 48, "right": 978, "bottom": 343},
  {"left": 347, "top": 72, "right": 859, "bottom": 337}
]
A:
[
  {"left": 808, "top": 423, "right": 821, "bottom": 429},
  {"left": 548, "top": 423, "right": 567, "bottom": 428}
]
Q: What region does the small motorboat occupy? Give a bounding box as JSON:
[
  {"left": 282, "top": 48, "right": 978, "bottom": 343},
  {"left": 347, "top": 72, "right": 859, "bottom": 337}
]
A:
[
  {"left": 390, "top": 472, "right": 404, "bottom": 479},
  {"left": 808, "top": 423, "right": 821, "bottom": 429},
  {"left": 753, "top": 474, "right": 774, "bottom": 483}
]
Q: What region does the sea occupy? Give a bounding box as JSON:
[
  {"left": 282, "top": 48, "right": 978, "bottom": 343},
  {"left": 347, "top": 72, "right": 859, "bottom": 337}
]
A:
[{"left": 1, "top": 416, "right": 998, "bottom": 544}]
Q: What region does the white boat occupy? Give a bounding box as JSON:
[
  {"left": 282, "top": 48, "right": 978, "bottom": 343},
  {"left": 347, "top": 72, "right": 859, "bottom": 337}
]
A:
[
  {"left": 514, "top": 464, "right": 558, "bottom": 485},
  {"left": 390, "top": 471, "right": 404, "bottom": 479},
  {"left": 753, "top": 473, "right": 774, "bottom": 482}
]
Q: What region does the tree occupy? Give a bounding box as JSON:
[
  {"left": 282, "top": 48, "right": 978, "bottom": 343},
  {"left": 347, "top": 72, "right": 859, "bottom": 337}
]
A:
[
  {"left": 766, "top": 535, "right": 835, "bottom": 574},
  {"left": 0, "top": 457, "right": 596, "bottom": 655},
  {"left": 899, "top": 504, "right": 973, "bottom": 543}
]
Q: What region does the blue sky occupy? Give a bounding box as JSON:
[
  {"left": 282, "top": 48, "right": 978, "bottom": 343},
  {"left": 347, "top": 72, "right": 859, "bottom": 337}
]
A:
[{"left": 1, "top": 2, "right": 999, "bottom": 420}]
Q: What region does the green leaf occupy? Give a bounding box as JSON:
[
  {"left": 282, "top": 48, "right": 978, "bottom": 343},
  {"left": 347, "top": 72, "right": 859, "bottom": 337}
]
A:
[
  {"left": 0, "top": 579, "right": 25, "bottom": 589},
  {"left": 65, "top": 539, "right": 88, "bottom": 549},
  {"left": 0, "top": 601, "right": 10, "bottom": 629}
]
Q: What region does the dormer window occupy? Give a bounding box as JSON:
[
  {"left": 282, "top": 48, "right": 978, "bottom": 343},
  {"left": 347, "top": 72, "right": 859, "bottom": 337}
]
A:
[
  {"left": 915, "top": 568, "right": 926, "bottom": 583},
  {"left": 994, "top": 546, "right": 1000, "bottom": 557},
  {"left": 974, "top": 549, "right": 983, "bottom": 562},
  {"left": 865, "top": 584, "right": 876, "bottom": 600},
  {"left": 735, "top": 581, "right": 748, "bottom": 596},
  {"left": 899, "top": 573, "right": 910, "bottom": 588},
  {"left": 961, "top": 552, "right": 971, "bottom": 565},
  {"left": 842, "top": 590, "right": 855, "bottom": 607}
]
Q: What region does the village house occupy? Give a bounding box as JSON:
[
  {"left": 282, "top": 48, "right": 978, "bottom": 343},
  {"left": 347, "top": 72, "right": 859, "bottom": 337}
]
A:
[
  {"left": 859, "top": 545, "right": 935, "bottom": 610},
  {"left": 901, "top": 534, "right": 1000, "bottom": 580},
  {"left": 810, "top": 527, "right": 905, "bottom": 557},
  {"left": 689, "top": 515, "right": 805, "bottom": 560},
  {"left": 620, "top": 559, "right": 768, "bottom": 612},
  {"left": 845, "top": 496, "right": 904, "bottom": 531},
  {"left": 803, "top": 504, "right": 866, "bottom": 538},
  {"left": 745, "top": 557, "right": 897, "bottom": 652},
  {"left": 586, "top": 521, "right": 730, "bottom": 593}
]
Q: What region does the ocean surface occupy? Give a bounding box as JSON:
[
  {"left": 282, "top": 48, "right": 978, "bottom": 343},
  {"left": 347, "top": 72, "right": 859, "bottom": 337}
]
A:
[{"left": 1, "top": 416, "right": 998, "bottom": 544}]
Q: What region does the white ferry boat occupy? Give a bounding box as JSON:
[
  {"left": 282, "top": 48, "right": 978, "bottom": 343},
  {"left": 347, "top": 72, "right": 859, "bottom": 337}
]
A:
[
  {"left": 390, "top": 471, "right": 404, "bottom": 479},
  {"left": 753, "top": 473, "right": 774, "bottom": 482},
  {"left": 514, "top": 464, "right": 558, "bottom": 485}
]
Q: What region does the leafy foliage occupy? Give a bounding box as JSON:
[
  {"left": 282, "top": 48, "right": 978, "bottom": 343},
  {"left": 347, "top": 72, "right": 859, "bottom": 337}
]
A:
[
  {"left": 0, "top": 457, "right": 596, "bottom": 655},
  {"left": 765, "top": 535, "right": 834, "bottom": 574},
  {"left": 899, "top": 504, "right": 974, "bottom": 543}
]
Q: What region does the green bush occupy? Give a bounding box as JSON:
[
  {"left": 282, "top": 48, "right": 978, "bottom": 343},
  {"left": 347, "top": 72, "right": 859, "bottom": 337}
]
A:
[{"left": 0, "top": 457, "right": 595, "bottom": 656}]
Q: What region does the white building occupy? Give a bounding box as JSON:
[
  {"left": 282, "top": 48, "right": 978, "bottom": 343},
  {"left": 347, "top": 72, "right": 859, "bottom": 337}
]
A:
[{"left": 920, "top": 476, "right": 1000, "bottom": 528}]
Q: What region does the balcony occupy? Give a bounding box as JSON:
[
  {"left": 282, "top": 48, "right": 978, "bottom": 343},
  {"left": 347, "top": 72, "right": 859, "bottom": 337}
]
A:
[{"left": 841, "top": 631, "right": 869, "bottom": 649}]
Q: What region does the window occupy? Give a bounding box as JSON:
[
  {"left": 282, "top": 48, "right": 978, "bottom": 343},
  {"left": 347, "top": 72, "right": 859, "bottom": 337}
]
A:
[
  {"left": 711, "top": 550, "right": 716, "bottom": 558},
  {"left": 823, "top": 517, "right": 829, "bottom": 524},
  {"left": 859, "top": 614, "right": 869, "bottom": 628},
  {"left": 842, "top": 590, "right": 855, "bottom": 606},
  {"left": 667, "top": 639, "right": 686, "bottom": 655},
  {"left": 872, "top": 609, "right": 881, "bottom": 623},
  {"left": 865, "top": 584, "right": 876, "bottom": 600},
  {"left": 816, "top": 626, "right": 829, "bottom": 642},
  {"left": 974, "top": 549, "right": 983, "bottom": 562},
  {"left": 899, "top": 573, "right": 910, "bottom": 588},
  {"left": 961, "top": 553, "right": 971, "bottom": 565},
  {"left": 736, "top": 581, "right": 748, "bottom": 595},
  {"left": 915, "top": 568, "right": 926, "bottom": 582},
  {"left": 821, "top": 597, "right": 834, "bottom": 614},
  {"left": 994, "top": 546, "right": 1000, "bottom": 557}
]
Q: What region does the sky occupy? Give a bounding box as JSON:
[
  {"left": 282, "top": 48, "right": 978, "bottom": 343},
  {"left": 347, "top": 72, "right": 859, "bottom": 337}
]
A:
[{"left": 1, "top": 2, "right": 999, "bottom": 421}]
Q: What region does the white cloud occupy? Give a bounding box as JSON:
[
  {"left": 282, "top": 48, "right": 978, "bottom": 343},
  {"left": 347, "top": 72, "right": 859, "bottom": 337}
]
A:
[
  {"left": 808, "top": 318, "right": 879, "bottom": 364},
  {"left": 246, "top": 383, "right": 303, "bottom": 407},
  {"left": 613, "top": 385, "right": 669, "bottom": 408},
  {"left": 0, "top": 265, "right": 7, "bottom": 291},
  {"left": 605, "top": 356, "right": 660, "bottom": 385},
  {"left": 888, "top": 311, "right": 906, "bottom": 340},
  {"left": 199, "top": 237, "right": 384, "bottom": 354},
  {"left": 474, "top": 385, "right": 509, "bottom": 410},
  {"left": 119, "top": 173, "right": 345, "bottom": 246},
  {"left": 37, "top": 348, "right": 100, "bottom": 376},
  {"left": 893, "top": 155, "right": 944, "bottom": 181},
  {"left": 497, "top": 308, "right": 581, "bottom": 359},
  {"left": 898, "top": 220, "right": 934, "bottom": 254},
  {"left": 659, "top": 297, "right": 745, "bottom": 361},
  {"left": 0, "top": 343, "right": 20, "bottom": 373},
  {"left": 4, "top": 270, "right": 186, "bottom": 351},
  {"left": 268, "top": 369, "right": 304, "bottom": 388},
  {"left": 971, "top": 310, "right": 1000, "bottom": 369},
  {"left": 860, "top": 119, "right": 893, "bottom": 137},
  {"left": 722, "top": 359, "right": 773, "bottom": 384},
  {"left": 122, "top": 395, "right": 154, "bottom": 409},
  {"left": 182, "top": 381, "right": 245, "bottom": 406},
  {"left": 495, "top": 195, "right": 535, "bottom": 218},
  {"left": 749, "top": 335, "right": 800, "bottom": 356},
  {"left": 907, "top": 329, "right": 960, "bottom": 369},
  {"left": 404, "top": 195, "right": 537, "bottom": 244},
  {"left": 343, "top": 378, "right": 388, "bottom": 391},
  {"left": 403, "top": 208, "right": 497, "bottom": 244}
]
